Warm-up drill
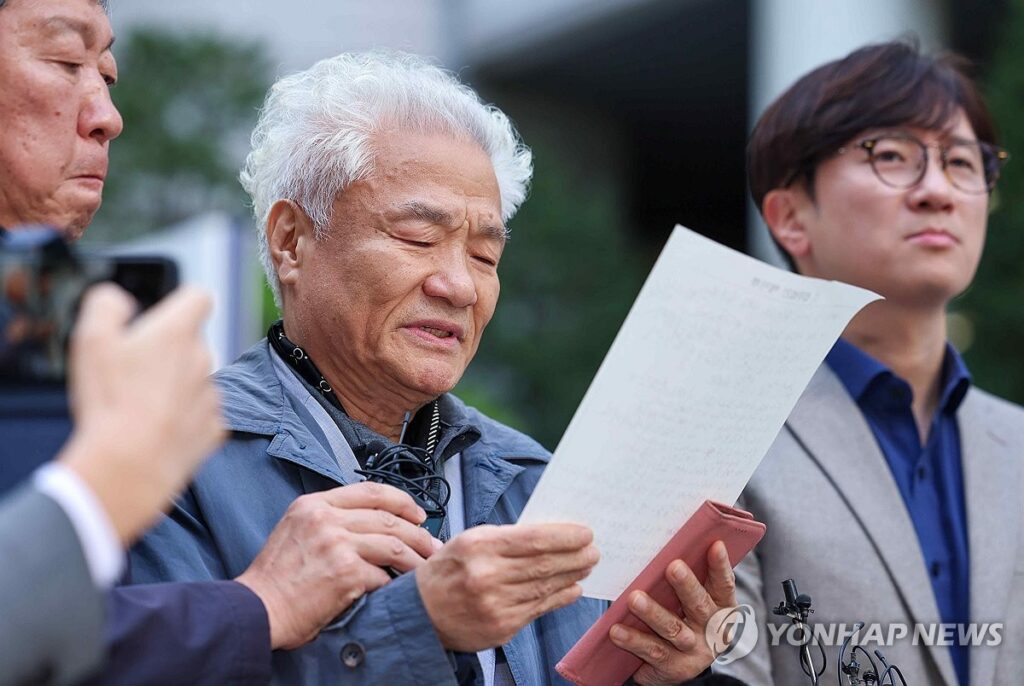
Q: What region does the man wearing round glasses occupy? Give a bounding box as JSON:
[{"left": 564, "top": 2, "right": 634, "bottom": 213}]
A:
[
  {"left": 839, "top": 133, "right": 1007, "bottom": 196},
  {"left": 719, "top": 41, "right": 1023, "bottom": 686}
]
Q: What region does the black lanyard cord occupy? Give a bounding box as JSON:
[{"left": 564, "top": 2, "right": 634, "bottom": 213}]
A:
[{"left": 267, "top": 320, "right": 449, "bottom": 535}]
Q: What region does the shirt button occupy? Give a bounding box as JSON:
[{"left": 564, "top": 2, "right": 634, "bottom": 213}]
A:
[
  {"left": 931, "top": 562, "right": 942, "bottom": 578},
  {"left": 917, "top": 466, "right": 928, "bottom": 480},
  {"left": 340, "top": 642, "right": 365, "bottom": 668}
]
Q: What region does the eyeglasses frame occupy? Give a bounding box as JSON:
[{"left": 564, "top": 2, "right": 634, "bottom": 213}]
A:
[{"left": 837, "top": 132, "right": 1010, "bottom": 195}]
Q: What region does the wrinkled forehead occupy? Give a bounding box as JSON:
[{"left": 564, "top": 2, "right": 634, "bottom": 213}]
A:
[{"left": 0, "top": 0, "right": 114, "bottom": 44}]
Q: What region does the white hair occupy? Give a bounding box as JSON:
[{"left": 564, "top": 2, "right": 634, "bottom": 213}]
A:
[{"left": 240, "top": 50, "right": 533, "bottom": 306}]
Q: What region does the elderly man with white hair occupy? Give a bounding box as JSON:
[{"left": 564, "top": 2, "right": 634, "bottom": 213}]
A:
[{"left": 130, "top": 51, "right": 737, "bottom": 685}]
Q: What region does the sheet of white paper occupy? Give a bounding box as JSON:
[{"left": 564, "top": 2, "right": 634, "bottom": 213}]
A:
[{"left": 518, "top": 225, "right": 880, "bottom": 600}]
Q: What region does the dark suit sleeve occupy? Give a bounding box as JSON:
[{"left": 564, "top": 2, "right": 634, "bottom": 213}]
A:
[{"left": 76, "top": 581, "right": 271, "bottom": 686}]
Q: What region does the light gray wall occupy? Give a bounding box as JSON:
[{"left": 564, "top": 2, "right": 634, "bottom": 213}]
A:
[{"left": 109, "top": 0, "right": 450, "bottom": 73}]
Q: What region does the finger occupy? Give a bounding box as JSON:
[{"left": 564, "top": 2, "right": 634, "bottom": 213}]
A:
[
  {"left": 350, "top": 532, "right": 430, "bottom": 573},
  {"left": 319, "top": 482, "right": 427, "bottom": 524},
  {"left": 73, "top": 283, "right": 136, "bottom": 342},
  {"left": 359, "top": 563, "right": 393, "bottom": 593},
  {"left": 704, "top": 541, "right": 737, "bottom": 607},
  {"left": 626, "top": 591, "right": 698, "bottom": 653},
  {"left": 509, "top": 566, "right": 593, "bottom": 606},
  {"left": 500, "top": 544, "right": 599, "bottom": 583},
  {"left": 610, "top": 622, "right": 691, "bottom": 669},
  {"left": 335, "top": 507, "right": 438, "bottom": 560},
  {"left": 494, "top": 523, "right": 593, "bottom": 557},
  {"left": 522, "top": 582, "right": 584, "bottom": 621},
  {"left": 130, "top": 286, "right": 212, "bottom": 341},
  {"left": 667, "top": 559, "right": 718, "bottom": 627},
  {"left": 606, "top": 622, "right": 704, "bottom": 683}
]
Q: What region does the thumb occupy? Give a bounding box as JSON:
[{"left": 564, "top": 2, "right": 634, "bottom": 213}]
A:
[{"left": 74, "top": 283, "right": 137, "bottom": 341}]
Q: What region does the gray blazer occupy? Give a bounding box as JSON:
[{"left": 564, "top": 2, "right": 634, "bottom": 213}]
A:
[
  {"left": 0, "top": 485, "right": 105, "bottom": 685},
  {"left": 718, "top": 365, "right": 1024, "bottom": 686}
]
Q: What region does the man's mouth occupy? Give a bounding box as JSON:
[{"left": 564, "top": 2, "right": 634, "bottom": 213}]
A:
[
  {"left": 906, "top": 228, "right": 960, "bottom": 248},
  {"left": 404, "top": 320, "right": 466, "bottom": 345},
  {"left": 420, "top": 326, "right": 453, "bottom": 339}
]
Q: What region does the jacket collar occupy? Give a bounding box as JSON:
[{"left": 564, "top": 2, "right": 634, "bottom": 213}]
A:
[
  {"left": 214, "top": 340, "right": 552, "bottom": 525},
  {"left": 958, "top": 389, "right": 1021, "bottom": 686}
]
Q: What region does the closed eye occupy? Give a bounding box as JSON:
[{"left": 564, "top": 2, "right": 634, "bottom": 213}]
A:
[
  {"left": 55, "top": 60, "right": 82, "bottom": 74},
  {"left": 399, "top": 237, "right": 433, "bottom": 248},
  {"left": 473, "top": 254, "right": 498, "bottom": 267}
]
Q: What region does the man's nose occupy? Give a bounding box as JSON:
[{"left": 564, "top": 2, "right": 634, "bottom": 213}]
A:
[
  {"left": 423, "top": 251, "right": 478, "bottom": 308},
  {"left": 907, "top": 151, "right": 955, "bottom": 212},
  {"left": 79, "top": 75, "right": 124, "bottom": 144}
]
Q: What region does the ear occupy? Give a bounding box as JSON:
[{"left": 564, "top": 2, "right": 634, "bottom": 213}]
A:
[
  {"left": 762, "top": 188, "right": 812, "bottom": 262},
  {"left": 266, "top": 200, "right": 313, "bottom": 289}
]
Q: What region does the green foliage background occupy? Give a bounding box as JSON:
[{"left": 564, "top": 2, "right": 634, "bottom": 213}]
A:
[
  {"left": 454, "top": 126, "right": 649, "bottom": 447},
  {"left": 87, "top": 29, "right": 270, "bottom": 242},
  {"left": 956, "top": 0, "right": 1024, "bottom": 403}
]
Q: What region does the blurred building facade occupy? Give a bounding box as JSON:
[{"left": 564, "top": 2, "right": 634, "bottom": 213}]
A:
[
  {"left": 113, "top": 0, "right": 1005, "bottom": 262},
  {"left": 106, "top": 1, "right": 1010, "bottom": 439}
]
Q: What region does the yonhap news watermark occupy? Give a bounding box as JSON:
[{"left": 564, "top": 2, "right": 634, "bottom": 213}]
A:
[
  {"left": 705, "top": 605, "right": 1003, "bottom": 664},
  {"left": 760, "top": 620, "right": 1003, "bottom": 648}
]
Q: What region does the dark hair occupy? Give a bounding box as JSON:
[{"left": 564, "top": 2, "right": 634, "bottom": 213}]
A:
[{"left": 748, "top": 40, "right": 997, "bottom": 268}]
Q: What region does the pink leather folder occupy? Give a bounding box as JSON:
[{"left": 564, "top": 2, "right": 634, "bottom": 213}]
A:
[{"left": 556, "top": 500, "right": 766, "bottom": 686}]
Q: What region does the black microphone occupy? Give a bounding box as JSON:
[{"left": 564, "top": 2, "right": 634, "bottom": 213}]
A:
[
  {"left": 775, "top": 578, "right": 814, "bottom": 623},
  {"left": 774, "top": 578, "right": 825, "bottom": 684},
  {"left": 783, "top": 578, "right": 799, "bottom": 606},
  {"left": 356, "top": 412, "right": 450, "bottom": 538}
]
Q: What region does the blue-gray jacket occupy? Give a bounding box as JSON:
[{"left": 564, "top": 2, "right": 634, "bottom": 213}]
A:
[{"left": 129, "top": 341, "right": 604, "bottom": 685}]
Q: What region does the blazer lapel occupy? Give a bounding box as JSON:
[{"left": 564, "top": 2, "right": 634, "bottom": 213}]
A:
[
  {"left": 959, "top": 391, "right": 1021, "bottom": 686},
  {"left": 786, "top": 366, "right": 959, "bottom": 686}
]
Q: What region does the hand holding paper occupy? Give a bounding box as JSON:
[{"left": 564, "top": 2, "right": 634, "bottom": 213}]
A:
[{"left": 416, "top": 522, "right": 599, "bottom": 652}]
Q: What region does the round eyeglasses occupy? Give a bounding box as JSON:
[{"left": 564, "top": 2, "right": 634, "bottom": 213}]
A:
[{"left": 839, "top": 133, "right": 1009, "bottom": 194}]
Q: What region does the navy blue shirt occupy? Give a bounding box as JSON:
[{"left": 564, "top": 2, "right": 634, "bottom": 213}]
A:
[{"left": 826, "top": 339, "right": 971, "bottom": 686}]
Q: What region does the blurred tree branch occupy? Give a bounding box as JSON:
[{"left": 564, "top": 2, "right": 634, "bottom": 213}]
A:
[
  {"left": 87, "top": 28, "right": 271, "bottom": 242},
  {"left": 956, "top": 0, "right": 1024, "bottom": 403}
]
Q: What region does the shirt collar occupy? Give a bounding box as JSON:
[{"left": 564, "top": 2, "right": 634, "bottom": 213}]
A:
[
  {"left": 825, "top": 338, "right": 890, "bottom": 402},
  {"left": 938, "top": 344, "right": 972, "bottom": 413},
  {"left": 825, "top": 338, "right": 972, "bottom": 414}
]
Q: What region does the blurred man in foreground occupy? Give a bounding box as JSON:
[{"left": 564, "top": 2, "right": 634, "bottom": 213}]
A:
[
  {"left": 0, "top": 282, "right": 221, "bottom": 684},
  {"left": 1, "top": 1, "right": 442, "bottom": 683},
  {"left": 720, "top": 42, "right": 1022, "bottom": 686},
  {"left": 0, "top": 0, "right": 225, "bottom": 681},
  {"left": 131, "top": 51, "right": 738, "bottom": 685}
]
